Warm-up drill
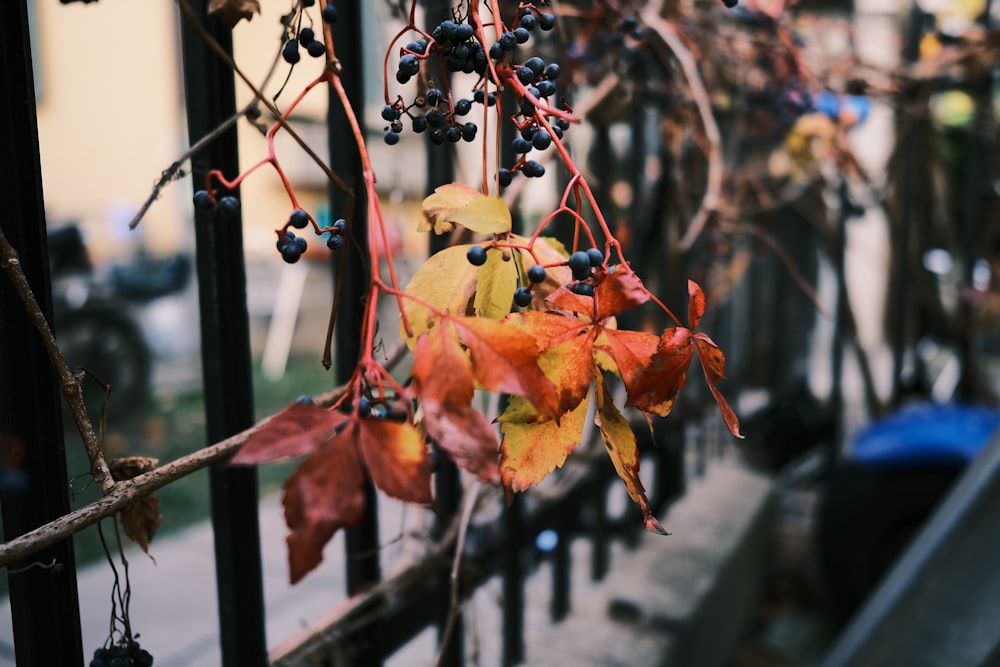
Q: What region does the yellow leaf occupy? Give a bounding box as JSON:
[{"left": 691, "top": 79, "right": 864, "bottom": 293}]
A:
[
  {"left": 450, "top": 195, "right": 512, "bottom": 235},
  {"left": 401, "top": 244, "right": 479, "bottom": 347},
  {"left": 473, "top": 247, "right": 518, "bottom": 319},
  {"left": 594, "top": 373, "right": 666, "bottom": 533},
  {"left": 420, "top": 184, "right": 512, "bottom": 235},
  {"left": 498, "top": 391, "right": 590, "bottom": 497}
]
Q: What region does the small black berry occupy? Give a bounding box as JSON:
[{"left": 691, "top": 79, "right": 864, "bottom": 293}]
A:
[
  {"left": 527, "top": 264, "right": 546, "bottom": 283},
  {"left": 461, "top": 122, "right": 478, "bottom": 142},
  {"left": 218, "top": 195, "right": 241, "bottom": 220},
  {"left": 513, "top": 27, "right": 530, "bottom": 43},
  {"left": 586, "top": 247, "right": 604, "bottom": 267},
  {"left": 193, "top": 189, "right": 212, "bottom": 210},
  {"left": 516, "top": 67, "right": 535, "bottom": 85},
  {"left": 289, "top": 208, "right": 310, "bottom": 229},
  {"left": 538, "top": 13, "right": 556, "bottom": 30},
  {"left": 322, "top": 3, "right": 338, "bottom": 23},
  {"left": 327, "top": 234, "right": 344, "bottom": 250},
  {"left": 282, "top": 41, "right": 301, "bottom": 64},
  {"left": 572, "top": 282, "right": 595, "bottom": 297},
  {"left": 498, "top": 168, "right": 514, "bottom": 187},
  {"left": 513, "top": 287, "right": 533, "bottom": 308},
  {"left": 298, "top": 27, "right": 315, "bottom": 46},
  {"left": 568, "top": 251, "right": 591, "bottom": 280},
  {"left": 532, "top": 130, "right": 552, "bottom": 150},
  {"left": 544, "top": 63, "right": 561, "bottom": 80},
  {"left": 519, "top": 14, "right": 537, "bottom": 31},
  {"left": 467, "top": 245, "right": 488, "bottom": 266},
  {"left": 412, "top": 115, "right": 428, "bottom": 133},
  {"left": 524, "top": 57, "right": 545, "bottom": 76},
  {"left": 357, "top": 396, "right": 372, "bottom": 415},
  {"left": 454, "top": 98, "right": 472, "bottom": 116},
  {"left": 446, "top": 126, "right": 462, "bottom": 143},
  {"left": 307, "top": 40, "right": 326, "bottom": 57},
  {"left": 332, "top": 218, "right": 346, "bottom": 232},
  {"left": 722, "top": 0, "right": 738, "bottom": 6},
  {"left": 513, "top": 137, "right": 532, "bottom": 153},
  {"left": 429, "top": 128, "right": 447, "bottom": 145},
  {"left": 381, "top": 105, "right": 398, "bottom": 121},
  {"left": 425, "top": 88, "right": 442, "bottom": 107},
  {"left": 384, "top": 130, "right": 401, "bottom": 145}
]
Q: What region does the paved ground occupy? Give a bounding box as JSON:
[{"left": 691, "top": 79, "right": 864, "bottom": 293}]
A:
[{"left": 0, "top": 460, "right": 774, "bottom": 667}]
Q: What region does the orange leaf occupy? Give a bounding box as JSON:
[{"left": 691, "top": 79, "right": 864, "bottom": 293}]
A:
[
  {"left": 282, "top": 428, "right": 367, "bottom": 584},
  {"left": 232, "top": 401, "right": 349, "bottom": 464},
  {"left": 504, "top": 312, "right": 593, "bottom": 414},
  {"left": 545, "top": 283, "right": 595, "bottom": 318},
  {"left": 694, "top": 333, "right": 743, "bottom": 438},
  {"left": 594, "top": 373, "right": 667, "bottom": 534},
  {"left": 413, "top": 328, "right": 500, "bottom": 483},
  {"left": 449, "top": 315, "right": 561, "bottom": 421},
  {"left": 498, "top": 391, "right": 590, "bottom": 497},
  {"left": 595, "top": 268, "right": 649, "bottom": 320},
  {"left": 688, "top": 279, "right": 706, "bottom": 330},
  {"left": 358, "top": 418, "right": 433, "bottom": 504},
  {"left": 606, "top": 327, "right": 694, "bottom": 417}
]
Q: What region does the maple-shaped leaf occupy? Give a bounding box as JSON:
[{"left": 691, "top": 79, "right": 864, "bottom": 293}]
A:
[
  {"left": 599, "top": 328, "right": 687, "bottom": 417},
  {"left": 595, "top": 268, "right": 649, "bottom": 321},
  {"left": 357, "top": 418, "right": 434, "bottom": 504},
  {"left": 283, "top": 430, "right": 367, "bottom": 584},
  {"left": 498, "top": 391, "right": 590, "bottom": 497},
  {"left": 474, "top": 245, "right": 518, "bottom": 320},
  {"left": 111, "top": 457, "right": 161, "bottom": 556},
  {"left": 232, "top": 401, "right": 349, "bottom": 464},
  {"left": 420, "top": 183, "right": 511, "bottom": 235},
  {"left": 593, "top": 373, "right": 668, "bottom": 535},
  {"left": 449, "top": 315, "right": 562, "bottom": 421},
  {"left": 412, "top": 327, "right": 500, "bottom": 483},
  {"left": 208, "top": 0, "right": 260, "bottom": 27}
]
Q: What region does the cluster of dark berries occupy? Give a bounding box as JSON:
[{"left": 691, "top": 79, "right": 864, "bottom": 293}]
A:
[
  {"left": 193, "top": 190, "right": 241, "bottom": 221},
  {"left": 284, "top": 25, "right": 325, "bottom": 64},
  {"left": 566, "top": 249, "right": 606, "bottom": 296},
  {"left": 489, "top": 6, "right": 556, "bottom": 61},
  {"left": 353, "top": 396, "right": 408, "bottom": 422},
  {"left": 381, "top": 88, "right": 478, "bottom": 146},
  {"left": 432, "top": 20, "right": 487, "bottom": 76},
  {"left": 89, "top": 640, "right": 153, "bottom": 667}
]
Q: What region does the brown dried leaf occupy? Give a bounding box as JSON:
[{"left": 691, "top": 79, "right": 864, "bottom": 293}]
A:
[
  {"left": 208, "top": 0, "right": 260, "bottom": 28},
  {"left": 111, "top": 457, "right": 162, "bottom": 555}
]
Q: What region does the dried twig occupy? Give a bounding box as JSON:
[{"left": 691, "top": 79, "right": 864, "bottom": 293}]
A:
[
  {"left": 433, "top": 480, "right": 482, "bottom": 667},
  {"left": 0, "top": 227, "right": 115, "bottom": 495}
]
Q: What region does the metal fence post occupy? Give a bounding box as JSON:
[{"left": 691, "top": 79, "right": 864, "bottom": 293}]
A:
[
  {"left": 0, "top": 2, "right": 84, "bottom": 665},
  {"left": 178, "top": 3, "right": 268, "bottom": 666}
]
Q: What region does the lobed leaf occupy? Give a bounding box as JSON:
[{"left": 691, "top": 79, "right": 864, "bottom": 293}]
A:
[
  {"left": 282, "top": 427, "right": 367, "bottom": 584},
  {"left": 232, "top": 402, "right": 349, "bottom": 464},
  {"left": 401, "top": 244, "right": 480, "bottom": 347},
  {"left": 688, "top": 279, "right": 706, "bottom": 330},
  {"left": 694, "top": 334, "right": 743, "bottom": 438},
  {"left": 473, "top": 246, "right": 518, "bottom": 320},
  {"left": 420, "top": 184, "right": 511, "bottom": 234},
  {"left": 595, "top": 268, "right": 650, "bottom": 321},
  {"left": 357, "top": 418, "right": 434, "bottom": 504},
  {"left": 594, "top": 373, "right": 667, "bottom": 535},
  {"left": 413, "top": 328, "right": 500, "bottom": 483}
]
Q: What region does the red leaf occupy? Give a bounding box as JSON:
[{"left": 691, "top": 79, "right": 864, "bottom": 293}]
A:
[
  {"left": 611, "top": 327, "right": 695, "bottom": 417},
  {"left": 413, "top": 328, "right": 500, "bottom": 483},
  {"left": 282, "top": 427, "right": 367, "bottom": 584},
  {"left": 545, "top": 284, "right": 595, "bottom": 318},
  {"left": 358, "top": 418, "right": 434, "bottom": 504},
  {"left": 505, "top": 312, "right": 594, "bottom": 414},
  {"left": 593, "top": 373, "right": 667, "bottom": 534},
  {"left": 694, "top": 334, "right": 744, "bottom": 438},
  {"left": 688, "top": 279, "right": 706, "bottom": 330},
  {"left": 450, "top": 315, "right": 561, "bottom": 420},
  {"left": 233, "top": 402, "right": 349, "bottom": 464},
  {"left": 596, "top": 269, "right": 649, "bottom": 321}
]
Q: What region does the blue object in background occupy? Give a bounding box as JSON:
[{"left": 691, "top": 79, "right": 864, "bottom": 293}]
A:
[
  {"left": 813, "top": 90, "right": 871, "bottom": 125},
  {"left": 849, "top": 403, "right": 1000, "bottom": 469}
]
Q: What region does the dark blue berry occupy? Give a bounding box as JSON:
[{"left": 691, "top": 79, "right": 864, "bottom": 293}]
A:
[
  {"left": 512, "top": 137, "right": 532, "bottom": 153},
  {"left": 289, "top": 208, "right": 310, "bottom": 228},
  {"left": 522, "top": 160, "right": 545, "bottom": 177},
  {"left": 396, "top": 71, "right": 411, "bottom": 84},
  {"left": 516, "top": 67, "right": 535, "bottom": 85},
  {"left": 398, "top": 54, "right": 420, "bottom": 76},
  {"left": 538, "top": 13, "right": 556, "bottom": 30},
  {"left": 282, "top": 247, "right": 302, "bottom": 264},
  {"left": 193, "top": 189, "right": 212, "bottom": 210},
  {"left": 411, "top": 115, "right": 428, "bottom": 133},
  {"left": 218, "top": 195, "right": 241, "bottom": 220},
  {"left": 454, "top": 98, "right": 472, "bottom": 116},
  {"left": 426, "top": 88, "right": 442, "bottom": 106},
  {"left": 544, "top": 63, "right": 561, "bottom": 80},
  {"left": 332, "top": 218, "right": 346, "bottom": 232},
  {"left": 461, "top": 122, "right": 478, "bottom": 142},
  {"left": 586, "top": 247, "right": 604, "bottom": 267},
  {"left": 489, "top": 42, "right": 505, "bottom": 60},
  {"left": 499, "top": 31, "right": 516, "bottom": 50},
  {"left": 519, "top": 14, "right": 537, "bottom": 30},
  {"left": 321, "top": 3, "right": 338, "bottom": 23},
  {"left": 357, "top": 396, "right": 371, "bottom": 415},
  {"left": 294, "top": 236, "right": 307, "bottom": 253},
  {"left": 446, "top": 126, "right": 462, "bottom": 143},
  {"left": 572, "top": 282, "right": 595, "bottom": 297},
  {"left": 298, "top": 27, "right": 315, "bottom": 46},
  {"left": 498, "top": 168, "right": 514, "bottom": 187},
  {"left": 532, "top": 129, "right": 551, "bottom": 150},
  {"left": 300, "top": 0, "right": 315, "bottom": 5},
  {"left": 513, "top": 287, "right": 533, "bottom": 308},
  {"left": 307, "top": 40, "right": 326, "bottom": 57},
  {"left": 406, "top": 39, "right": 428, "bottom": 55},
  {"left": 524, "top": 57, "right": 545, "bottom": 76},
  {"left": 389, "top": 119, "right": 403, "bottom": 133},
  {"left": 327, "top": 234, "right": 344, "bottom": 250},
  {"left": 384, "top": 130, "right": 400, "bottom": 145},
  {"left": 527, "top": 264, "right": 546, "bottom": 283},
  {"left": 520, "top": 97, "right": 535, "bottom": 116},
  {"left": 467, "top": 245, "right": 488, "bottom": 266},
  {"left": 429, "top": 128, "right": 446, "bottom": 145},
  {"left": 514, "top": 27, "right": 530, "bottom": 43},
  {"left": 296, "top": 395, "right": 314, "bottom": 404},
  {"left": 282, "top": 41, "right": 301, "bottom": 64},
  {"left": 568, "top": 251, "right": 591, "bottom": 279},
  {"left": 381, "top": 105, "right": 399, "bottom": 121},
  {"left": 456, "top": 23, "right": 474, "bottom": 41},
  {"left": 276, "top": 231, "right": 295, "bottom": 252},
  {"left": 426, "top": 108, "right": 448, "bottom": 128},
  {"left": 536, "top": 80, "right": 556, "bottom": 98}
]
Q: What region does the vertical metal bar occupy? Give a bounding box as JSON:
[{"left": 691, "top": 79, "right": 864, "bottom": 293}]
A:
[
  {"left": 0, "top": 3, "right": 84, "bottom": 665},
  {"left": 327, "top": 0, "right": 381, "bottom": 605},
  {"left": 828, "top": 179, "right": 848, "bottom": 474},
  {"left": 502, "top": 499, "right": 525, "bottom": 666},
  {"left": 590, "top": 475, "right": 610, "bottom": 582},
  {"left": 178, "top": 5, "right": 267, "bottom": 666},
  {"left": 550, "top": 526, "right": 571, "bottom": 622}
]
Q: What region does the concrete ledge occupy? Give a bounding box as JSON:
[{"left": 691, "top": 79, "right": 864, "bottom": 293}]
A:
[{"left": 525, "top": 462, "right": 776, "bottom": 667}]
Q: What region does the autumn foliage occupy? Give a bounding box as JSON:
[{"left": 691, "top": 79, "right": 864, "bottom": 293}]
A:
[{"left": 220, "top": 2, "right": 743, "bottom": 584}]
